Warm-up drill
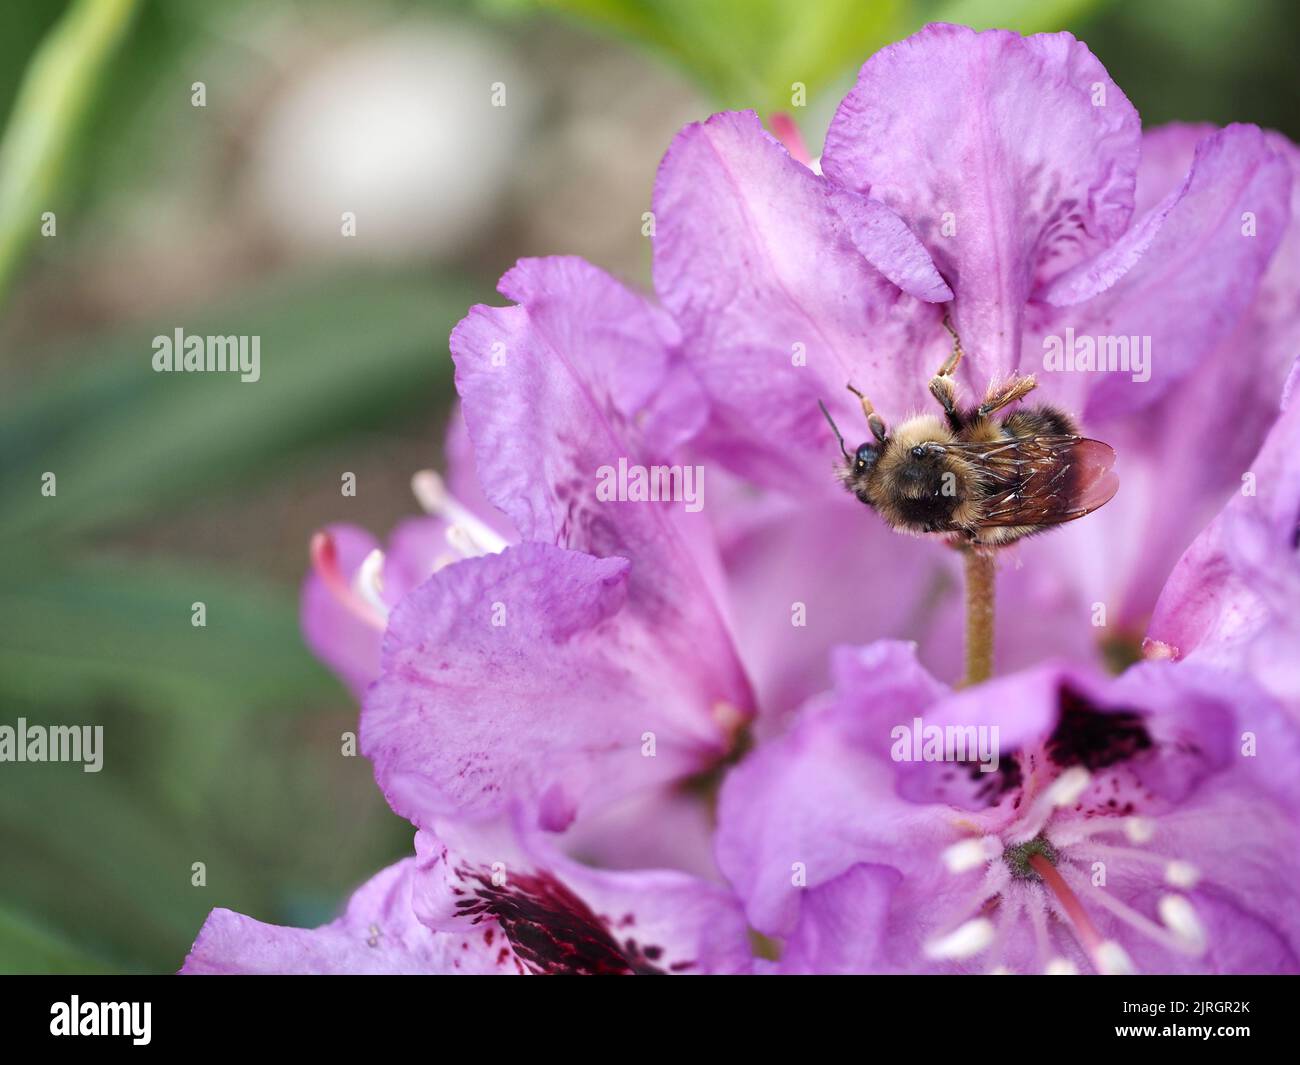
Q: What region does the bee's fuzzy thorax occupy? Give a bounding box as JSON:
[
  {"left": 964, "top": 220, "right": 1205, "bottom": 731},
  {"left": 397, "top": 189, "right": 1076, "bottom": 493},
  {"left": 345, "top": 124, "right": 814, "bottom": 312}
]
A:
[{"left": 887, "top": 414, "right": 954, "bottom": 452}]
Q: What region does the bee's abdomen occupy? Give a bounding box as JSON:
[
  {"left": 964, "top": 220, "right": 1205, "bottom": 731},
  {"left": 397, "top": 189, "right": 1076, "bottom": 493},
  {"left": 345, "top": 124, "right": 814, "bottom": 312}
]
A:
[{"left": 1001, "top": 405, "right": 1078, "bottom": 438}]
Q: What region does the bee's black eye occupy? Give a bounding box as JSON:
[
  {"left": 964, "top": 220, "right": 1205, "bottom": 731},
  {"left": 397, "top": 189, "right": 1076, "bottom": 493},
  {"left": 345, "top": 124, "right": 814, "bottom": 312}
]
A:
[
  {"left": 854, "top": 443, "right": 878, "bottom": 470},
  {"left": 911, "top": 445, "right": 926, "bottom": 458}
]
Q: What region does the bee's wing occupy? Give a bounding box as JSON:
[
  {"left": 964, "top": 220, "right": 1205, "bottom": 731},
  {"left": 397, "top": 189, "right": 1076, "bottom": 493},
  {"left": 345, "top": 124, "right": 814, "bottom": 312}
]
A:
[{"left": 947, "top": 436, "right": 1119, "bottom": 527}]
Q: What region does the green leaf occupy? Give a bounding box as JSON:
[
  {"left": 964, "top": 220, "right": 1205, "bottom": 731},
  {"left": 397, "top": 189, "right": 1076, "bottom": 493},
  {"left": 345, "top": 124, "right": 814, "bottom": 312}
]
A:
[
  {"left": 512, "top": 0, "right": 1118, "bottom": 113},
  {"left": 0, "top": 759, "right": 254, "bottom": 972},
  {"left": 0, "top": 693, "right": 408, "bottom": 973},
  {"left": 0, "top": 0, "right": 141, "bottom": 304},
  {"left": 0, "top": 904, "right": 116, "bottom": 974},
  {"left": 526, "top": 0, "right": 904, "bottom": 112},
  {"left": 0, "top": 269, "right": 478, "bottom": 537},
  {"left": 927, "top": 0, "right": 1112, "bottom": 33},
  {"left": 0, "top": 552, "right": 334, "bottom": 716}
]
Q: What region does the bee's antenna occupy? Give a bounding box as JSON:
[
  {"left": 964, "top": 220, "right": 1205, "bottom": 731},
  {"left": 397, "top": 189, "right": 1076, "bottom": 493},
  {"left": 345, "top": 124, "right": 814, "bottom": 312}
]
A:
[{"left": 818, "top": 399, "right": 850, "bottom": 460}]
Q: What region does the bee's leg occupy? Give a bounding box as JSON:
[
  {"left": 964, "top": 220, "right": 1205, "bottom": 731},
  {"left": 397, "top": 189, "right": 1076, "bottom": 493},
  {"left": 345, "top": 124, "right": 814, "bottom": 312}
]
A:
[
  {"left": 977, "top": 375, "right": 1038, "bottom": 418},
  {"left": 928, "top": 313, "right": 968, "bottom": 430},
  {"left": 846, "top": 383, "right": 888, "bottom": 443},
  {"left": 935, "top": 312, "right": 965, "bottom": 377},
  {"left": 928, "top": 374, "right": 964, "bottom": 432}
]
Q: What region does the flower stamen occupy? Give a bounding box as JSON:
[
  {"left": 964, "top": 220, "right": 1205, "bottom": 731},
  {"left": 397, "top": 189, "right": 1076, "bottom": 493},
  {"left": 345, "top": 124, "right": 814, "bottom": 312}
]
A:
[
  {"left": 309, "top": 531, "right": 387, "bottom": 631},
  {"left": 1060, "top": 864, "right": 1208, "bottom": 959},
  {"left": 923, "top": 917, "right": 996, "bottom": 960},
  {"left": 412, "top": 470, "right": 510, "bottom": 557},
  {"left": 1028, "top": 852, "right": 1107, "bottom": 971},
  {"left": 356, "top": 548, "right": 387, "bottom": 616}
]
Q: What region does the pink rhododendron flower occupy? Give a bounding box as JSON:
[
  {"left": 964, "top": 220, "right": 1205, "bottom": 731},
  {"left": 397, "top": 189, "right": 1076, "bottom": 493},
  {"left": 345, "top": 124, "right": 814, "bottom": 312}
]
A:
[
  {"left": 715, "top": 642, "right": 1300, "bottom": 974},
  {"left": 183, "top": 816, "right": 750, "bottom": 975},
  {"left": 1149, "top": 364, "right": 1300, "bottom": 706},
  {"left": 658, "top": 24, "right": 1297, "bottom": 715},
  {"left": 183, "top": 23, "right": 1300, "bottom": 976}
]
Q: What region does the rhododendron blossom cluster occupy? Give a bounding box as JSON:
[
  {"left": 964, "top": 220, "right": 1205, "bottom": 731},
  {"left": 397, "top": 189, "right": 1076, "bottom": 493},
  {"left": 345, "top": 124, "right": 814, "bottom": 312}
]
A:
[{"left": 183, "top": 24, "right": 1300, "bottom": 976}]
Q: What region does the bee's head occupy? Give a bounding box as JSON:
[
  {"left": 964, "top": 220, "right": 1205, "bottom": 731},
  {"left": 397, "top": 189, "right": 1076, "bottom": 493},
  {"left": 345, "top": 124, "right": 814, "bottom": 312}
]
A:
[
  {"left": 852, "top": 441, "right": 880, "bottom": 474},
  {"left": 835, "top": 440, "right": 881, "bottom": 505},
  {"left": 818, "top": 394, "right": 886, "bottom": 507}
]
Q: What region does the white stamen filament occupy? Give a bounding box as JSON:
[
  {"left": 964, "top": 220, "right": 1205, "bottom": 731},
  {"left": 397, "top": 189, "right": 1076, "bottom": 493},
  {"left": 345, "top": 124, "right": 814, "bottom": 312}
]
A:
[
  {"left": 445, "top": 524, "right": 483, "bottom": 559},
  {"left": 1061, "top": 864, "right": 1207, "bottom": 958},
  {"left": 355, "top": 549, "right": 387, "bottom": 617},
  {"left": 1047, "top": 766, "right": 1092, "bottom": 806},
  {"left": 1082, "top": 843, "right": 1200, "bottom": 890},
  {"left": 412, "top": 470, "right": 509, "bottom": 557},
  {"left": 926, "top": 753, "right": 1214, "bottom": 975},
  {"left": 984, "top": 893, "right": 1022, "bottom": 974},
  {"left": 1051, "top": 814, "right": 1155, "bottom": 849},
  {"left": 1026, "top": 892, "right": 1052, "bottom": 971},
  {"left": 1011, "top": 767, "right": 1092, "bottom": 842}
]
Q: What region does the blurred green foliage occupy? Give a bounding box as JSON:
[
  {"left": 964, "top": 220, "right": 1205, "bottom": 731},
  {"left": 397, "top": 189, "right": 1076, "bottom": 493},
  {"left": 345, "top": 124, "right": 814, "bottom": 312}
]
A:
[
  {"left": 516, "top": 0, "right": 1107, "bottom": 113},
  {"left": 0, "top": 0, "right": 139, "bottom": 303},
  {"left": 1, "top": 0, "right": 1297, "bottom": 974},
  {"left": 0, "top": 271, "right": 472, "bottom": 972}
]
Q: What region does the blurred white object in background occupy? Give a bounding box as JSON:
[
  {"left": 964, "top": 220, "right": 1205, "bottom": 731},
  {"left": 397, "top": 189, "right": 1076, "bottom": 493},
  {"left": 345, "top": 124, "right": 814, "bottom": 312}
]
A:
[{"left": 249, "top": 21, "right": 533, "bottom": 262}]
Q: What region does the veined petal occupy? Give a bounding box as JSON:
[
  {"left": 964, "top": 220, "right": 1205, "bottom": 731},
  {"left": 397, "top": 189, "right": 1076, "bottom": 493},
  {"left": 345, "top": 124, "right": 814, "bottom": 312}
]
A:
[
  {"left": 450, "top": 256, "right": 751, "bottom": 723},
  {"left": 363, "top": 543, "right": 738, "bottom": 832},
  {"left": 823, "top": 23, "right": 1140, "bottom": 383},
  {"left": 1043, "top": 125, "right": 1292, "bottom": 420},
  {"left": 1150, "top": 384, "right": 1300, "bottom": 703},
  {"left": 710, "top": 478, "right": 1105, "bottom": 718},
  {"left": 412, "top": 821, "right": 750, "bottom": 975},
  {"left": 1018, "top": 127, "right": 1297, "bottom": 639},
  {"left": 652, "top": 109, "right": 948, "bottom": 491},
  {"left": 180, "top": 858, "right": 504, "bottom": 975},
  {"left": 716, "top": 641, "right": 952, "bottom": 937},
  {"left": 718, "top": 642, "right": 1300, "bottom": 973}
]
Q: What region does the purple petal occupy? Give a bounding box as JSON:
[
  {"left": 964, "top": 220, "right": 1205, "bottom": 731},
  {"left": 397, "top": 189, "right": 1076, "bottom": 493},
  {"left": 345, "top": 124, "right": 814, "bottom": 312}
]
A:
[
  {"left": 300, "top": 524, "right": 384, "bottom": 698},
  {"left": 557, "top": 784, "right": 721, "bottom": 881},
  {"left": 451, "top": 254, "right": 698, "bottom": 544},
  {"left": 823, "top": 23, "right": 1140, "bottom": 383},
  {"left": 363, "top": 543, "right": 740, "bottom": 832},
  {"left": 1032, "top": 123, "right": 1217, "bottom": 307},
  {"left": 412, "top": 821, "right": 751, "bottom": 975},
  {"left": 717, "top": 643, "right": 1300, "bottom": 972},
  {"left": 1039, "top": 125, "right": 1293, "bottom": 421},
  {"left": 1017, "top": 128, "right": 1297, "bottom": 637},
  {"left": 180, "top": 858, "right": 504, "bottom": 974},
  {"left": 449, "top": 256, "right": 751, "bottom": 721},
  {"left": 775, "top": 864, "right": 900, "bottom": 974},
  {"left": 652, "top": 109, "right": 948, "bottom": 491},
  {"left": 715, "top": 641, "right": 952, "bottom": 937},
  {"left": 709, "top": 472, "right": 1110, "bottom": 716},
  {"left": 1150, "top": 386, "right": 1300, "bottom": 702}
]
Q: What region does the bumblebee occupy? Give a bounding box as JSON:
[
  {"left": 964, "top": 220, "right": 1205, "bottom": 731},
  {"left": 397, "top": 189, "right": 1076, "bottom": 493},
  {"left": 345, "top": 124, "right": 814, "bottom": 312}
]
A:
[{"left": 822, "top": 317, "right": 1118, "bottom": 546}]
